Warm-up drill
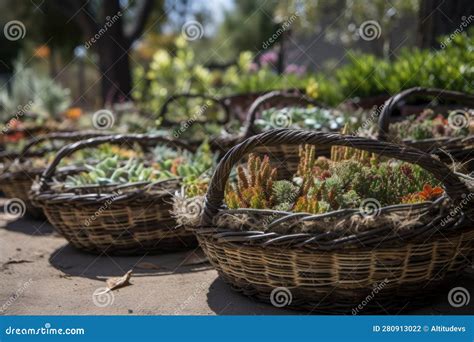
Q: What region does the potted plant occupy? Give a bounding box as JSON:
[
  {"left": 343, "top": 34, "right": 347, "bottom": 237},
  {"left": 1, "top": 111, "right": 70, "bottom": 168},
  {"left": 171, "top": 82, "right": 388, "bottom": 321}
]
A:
[
  {"left": 31, "top": 134, "right": 215, "bottom": 254},
  {"left": 187, "top": 129, "right": 473, "bottom": 312}
]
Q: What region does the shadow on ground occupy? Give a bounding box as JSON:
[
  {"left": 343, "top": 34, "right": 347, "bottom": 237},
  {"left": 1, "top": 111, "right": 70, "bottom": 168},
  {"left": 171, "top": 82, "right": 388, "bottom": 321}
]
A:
[
  {"left": 206, "top": 277, "right": 296, "bottom": 315},
  {"left": 49, "top": 243, "right": 212, "bottom": 280},
  {"left": 206, "top": 273, "right": 474, "bottom": 315},
  {"left": 1, "top": 216, "right": 54, "bottom": 236}
]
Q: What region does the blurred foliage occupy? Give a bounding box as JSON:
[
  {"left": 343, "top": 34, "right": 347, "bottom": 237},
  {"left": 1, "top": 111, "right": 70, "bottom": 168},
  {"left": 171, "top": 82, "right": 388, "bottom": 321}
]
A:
[
  {"left": 331, "top": 31, "right": 474, "bottom": 100},
  {"left": 0, "top": 57, "right": 71, "bottom": 123},
  {"left": 211, "top": 0, "right": 280, "bottom": 60},
  {"left": 278, "top": 0, "right": 419, "bottom": 55},
  {"left": 133, "top": 36, "right": 218, "bottom": 117}
]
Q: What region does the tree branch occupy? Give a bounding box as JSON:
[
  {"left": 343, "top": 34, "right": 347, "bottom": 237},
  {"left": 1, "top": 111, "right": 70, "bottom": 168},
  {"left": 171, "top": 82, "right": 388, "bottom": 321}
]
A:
[{"left": 126, "top": 0, "right": 155, "bottom": 44}]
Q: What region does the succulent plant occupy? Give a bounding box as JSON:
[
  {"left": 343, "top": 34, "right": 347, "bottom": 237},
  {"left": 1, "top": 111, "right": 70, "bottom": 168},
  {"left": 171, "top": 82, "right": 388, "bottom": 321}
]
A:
[
  {"left": 388, "top": 109, "right": 470, "bottom": 141},
  {"left": 254, "top": 106, "right": 357, "bottom": 133},
  {"left": 65, "top": 156, "right": 159, "bottom": 187},
  {"left": 225, "top": 154, "right": 278, "bottom": 209},
  {"left": 224, "top": 147, "right": 444, "bottom": 214}
]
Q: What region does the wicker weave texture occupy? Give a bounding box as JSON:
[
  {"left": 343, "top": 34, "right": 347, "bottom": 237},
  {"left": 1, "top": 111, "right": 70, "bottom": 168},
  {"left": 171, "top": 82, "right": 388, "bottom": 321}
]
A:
[
  {"left": 42, "top": 198, "right": 197, "bottom": 254},
  {"left": 197, "top": 230, "right": 474, "bottom": 312},
  {"left": 31, "top": 134, "right": 199, "bottom": 255},
  {"left": 197, "top": 128, "right": 474, "bottom": 311}
]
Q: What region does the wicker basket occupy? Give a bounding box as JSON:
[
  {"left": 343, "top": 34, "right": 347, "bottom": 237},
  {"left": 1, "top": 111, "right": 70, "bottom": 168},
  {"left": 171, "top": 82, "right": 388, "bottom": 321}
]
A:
[
  {"left": 31, "top": 134, "right": 199, "bottom": 255},
  {"left": 0, "top": 131, "right": 105, "bottom": 218},
  {"left": 0, "top": 120, "right": 76, "bottom": 150},
  {"left": 378, "top": 87, "right": 474, "bottom": 172},
  {"left": 158, "top": 93, "right": 240, "bottom": 154},
  {"left": 241, "top": 91, "right": 328, "bottom": 179},
  {"left": 222, "top": 89, "right": 304, "bottom": 122},
  {"left": 196, "top": 129, "right": 474, "bottom": 313}
]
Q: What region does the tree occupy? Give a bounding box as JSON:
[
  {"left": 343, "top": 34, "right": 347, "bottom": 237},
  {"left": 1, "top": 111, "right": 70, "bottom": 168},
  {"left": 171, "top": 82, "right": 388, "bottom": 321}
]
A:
[
  {"left": 47, "top": 0, "right": 160, "bottom": 104},
  {"left": 213, "top": 0, "right": 279, "bottom": 60}
]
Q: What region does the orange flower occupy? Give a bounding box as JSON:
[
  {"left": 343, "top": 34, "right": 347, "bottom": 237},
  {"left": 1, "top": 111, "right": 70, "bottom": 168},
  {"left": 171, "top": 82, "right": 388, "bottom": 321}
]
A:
[
  {"left": 402, "top": 184, "right": 444, "bottom": 204},
  {"left": 419, "top": 184, "right": 444, "bottom": 200},
  {"left": 34, "top": 45, "right": 51, "bottom": 58},
  {"left": 65, "top": 107, "right": 83, "bottom": 120}
]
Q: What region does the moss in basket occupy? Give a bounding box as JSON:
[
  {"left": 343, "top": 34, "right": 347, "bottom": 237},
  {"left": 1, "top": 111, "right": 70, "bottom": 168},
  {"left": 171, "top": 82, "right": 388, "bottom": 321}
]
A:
[{"left": 224, "top": 145, "right": 444, "bottom": 217}]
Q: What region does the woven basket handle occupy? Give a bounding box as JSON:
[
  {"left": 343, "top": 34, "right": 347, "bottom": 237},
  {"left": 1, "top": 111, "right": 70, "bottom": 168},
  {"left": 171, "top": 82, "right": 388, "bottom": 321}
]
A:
[
  {"left": 158, "top": 93, "right": 231, "bottom": 127},
  {"left": 243, "top": 91, "right": 327, "bottom": 138},
  {"left": 20, "top": 131, "right": 107, "bottom": 156},
  {"left": 378, "top": 87, "right": 474, "bottom": 140},
  {"left": 202, "top": 128, "right": 470, "bottom": 225},
  {"left": 0, "top": 131, "right": 107, "bottom": 173},
  {"left": 39, "top": 134, "right": 195, "bottom": 191}
]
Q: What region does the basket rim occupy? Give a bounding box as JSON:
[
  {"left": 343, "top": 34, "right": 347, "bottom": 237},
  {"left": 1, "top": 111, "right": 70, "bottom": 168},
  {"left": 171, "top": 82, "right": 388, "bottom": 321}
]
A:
[
  {"left": 378, "top": 87, "right": 474, "bottom": 146},
  {"left": 198, "top": 129, "right": 473, "bottom": 250},
  {"left": 31, "top": 134, "right": 196, "bottom": 206},
  {"left": 195, "top": 222, "right": 474, "bottom": 252},
  {"left": 189, "top": 195, "right": 471, "bottom": 249}
]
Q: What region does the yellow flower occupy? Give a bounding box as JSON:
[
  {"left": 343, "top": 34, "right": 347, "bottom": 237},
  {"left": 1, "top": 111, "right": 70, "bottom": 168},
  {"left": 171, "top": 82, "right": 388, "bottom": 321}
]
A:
[
  {"left": 306, "top": 78, "right": 319, "bottom": 99},
  {"left": 238, "top": 51, "right": 253, "bottom": 72},
  {"left": 151, "top": 50, "right": 171, "bottom": 69},
  {"left": 175, "top": 36, "right": 187, "bottom": 49}
]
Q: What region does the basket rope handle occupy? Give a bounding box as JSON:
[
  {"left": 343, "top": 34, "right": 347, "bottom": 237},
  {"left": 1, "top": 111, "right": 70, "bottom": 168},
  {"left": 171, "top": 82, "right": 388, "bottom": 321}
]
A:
[
  {"left": 158, "top": 93, "right": 231, "bottom": 127},
  {"left": 38, "top": 134, "right": 195, "bottom": 191},
  {"left": 202, "top": 128, "right": 470, "bottom": 226},
  {"left": 378, "top": 87, "right": 474, "bottom": 140},
  {"left": 243, "top": 91, "right": 327, "bottom": 138}
]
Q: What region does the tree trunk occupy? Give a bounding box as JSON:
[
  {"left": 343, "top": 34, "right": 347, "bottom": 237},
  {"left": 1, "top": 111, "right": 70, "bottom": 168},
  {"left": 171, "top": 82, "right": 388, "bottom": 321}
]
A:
[
  {"left": 417, "top": 0, "right": 474, "bottom": 49},
  {"left": 97, "top": 0, "right": 132, "bottom": 105},
  {"left": 97, "top": 38, "right": 132, "bottom": 105}
]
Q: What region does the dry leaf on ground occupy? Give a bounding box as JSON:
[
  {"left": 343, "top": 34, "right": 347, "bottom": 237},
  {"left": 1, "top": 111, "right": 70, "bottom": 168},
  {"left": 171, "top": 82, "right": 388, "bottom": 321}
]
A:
[{"left": 105, "top": 270, "right": 132, "bottom": 291}]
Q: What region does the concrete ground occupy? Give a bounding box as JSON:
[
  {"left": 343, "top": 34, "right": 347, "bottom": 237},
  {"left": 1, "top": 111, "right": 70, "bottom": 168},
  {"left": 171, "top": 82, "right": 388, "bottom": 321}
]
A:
[{"left": 1, "top": 215, "right": 473, "bottom": 316}]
